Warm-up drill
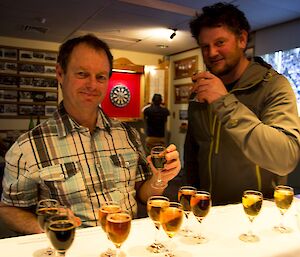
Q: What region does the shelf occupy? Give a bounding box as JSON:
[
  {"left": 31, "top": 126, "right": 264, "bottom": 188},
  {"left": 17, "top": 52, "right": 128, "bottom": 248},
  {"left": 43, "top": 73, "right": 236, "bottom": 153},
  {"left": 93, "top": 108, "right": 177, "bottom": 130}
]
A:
[
  {"left": 0, "top": 100, "right": 57, "bottom": 105},
  {"left": 0, "top": 46, "right": 58, "bottom": 118},
  {"left": 0, "top": 86, "right": 57, "bottom": 92}
]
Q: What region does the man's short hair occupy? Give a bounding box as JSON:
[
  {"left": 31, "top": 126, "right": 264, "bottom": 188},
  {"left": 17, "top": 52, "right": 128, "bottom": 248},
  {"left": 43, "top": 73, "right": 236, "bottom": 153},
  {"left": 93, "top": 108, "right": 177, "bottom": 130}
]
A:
[
  {"left": 152, "top": 94, "right": 162, "bottom": 105},
  {"left": 57, "top": 34, "right": 114, "bottom": 77},
  {"left": 190, "top": 2, "right": 251, "bottom": 45}
]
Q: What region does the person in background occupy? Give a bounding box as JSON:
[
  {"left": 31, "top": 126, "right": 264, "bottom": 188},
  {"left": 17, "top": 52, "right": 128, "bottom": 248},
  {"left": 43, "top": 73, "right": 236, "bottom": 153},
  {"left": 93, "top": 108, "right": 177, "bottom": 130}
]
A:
[
  {"left": 143, "top": 94, "right": 170, "bottom": 153},
  {"left": 0, "top": 34, "right": 181, "bottom": 235},
  {"left": 184, "top": 2, "right": 300, "bottom": 205}
]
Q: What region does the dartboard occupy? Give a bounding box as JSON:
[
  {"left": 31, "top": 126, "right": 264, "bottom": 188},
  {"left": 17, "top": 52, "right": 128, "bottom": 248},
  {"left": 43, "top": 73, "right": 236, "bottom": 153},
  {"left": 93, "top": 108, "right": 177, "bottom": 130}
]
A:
[{"left": 109, "top": 84, "right": 131, "bottom": 107}]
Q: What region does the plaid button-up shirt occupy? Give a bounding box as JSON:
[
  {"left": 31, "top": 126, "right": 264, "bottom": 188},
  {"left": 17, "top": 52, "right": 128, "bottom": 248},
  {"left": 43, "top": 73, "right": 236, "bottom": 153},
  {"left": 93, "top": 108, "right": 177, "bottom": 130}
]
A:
[{"left": 2, "top": 102, "right": 152, "bottom": 227}]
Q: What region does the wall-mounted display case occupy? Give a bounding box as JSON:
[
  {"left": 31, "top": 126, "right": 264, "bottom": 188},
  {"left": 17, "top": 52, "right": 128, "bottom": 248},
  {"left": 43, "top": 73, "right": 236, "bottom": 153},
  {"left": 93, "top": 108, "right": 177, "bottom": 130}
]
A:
[{"left": 0, "top": 46, "right": 58, "bottom": 118}]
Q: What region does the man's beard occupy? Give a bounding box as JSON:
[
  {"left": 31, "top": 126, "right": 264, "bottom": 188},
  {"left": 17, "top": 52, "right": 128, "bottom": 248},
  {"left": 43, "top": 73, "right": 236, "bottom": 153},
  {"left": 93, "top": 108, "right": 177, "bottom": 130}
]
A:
[{"left": 207, "top": 58, "right": 240, "bottom": 77}]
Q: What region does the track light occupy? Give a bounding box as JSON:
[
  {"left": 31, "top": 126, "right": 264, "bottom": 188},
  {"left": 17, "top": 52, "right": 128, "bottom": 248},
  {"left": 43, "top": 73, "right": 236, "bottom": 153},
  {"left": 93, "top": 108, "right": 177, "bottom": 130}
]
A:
[{"left": 170, "top": 29, "right": 177, "bottom": 39}]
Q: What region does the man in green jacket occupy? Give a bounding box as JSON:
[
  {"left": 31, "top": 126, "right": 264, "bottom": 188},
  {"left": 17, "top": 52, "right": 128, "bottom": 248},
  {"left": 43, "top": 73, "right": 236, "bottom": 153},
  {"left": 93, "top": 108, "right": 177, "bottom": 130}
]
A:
[{"left": 184, "top": 2, "right": 300, "bottom": 205}]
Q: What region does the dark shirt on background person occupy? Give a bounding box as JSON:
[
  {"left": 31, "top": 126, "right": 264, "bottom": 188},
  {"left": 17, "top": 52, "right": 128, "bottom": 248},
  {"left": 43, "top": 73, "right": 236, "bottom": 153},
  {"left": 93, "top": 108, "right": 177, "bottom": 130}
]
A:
[{"left": 143, "top": 94, "right": 170, "bottom": 152}]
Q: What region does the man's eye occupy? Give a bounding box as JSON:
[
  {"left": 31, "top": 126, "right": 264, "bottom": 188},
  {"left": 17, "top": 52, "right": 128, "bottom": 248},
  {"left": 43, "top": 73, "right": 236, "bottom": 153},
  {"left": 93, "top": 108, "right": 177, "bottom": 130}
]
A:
[
  {"left": 77, "top": 72, "right": 88, "bottom": 78},
  {"left": 96, "top": 75, "right": 108, "bottom": 82},
  {"left": 216, "top": 40, "right": 224, "bottom": 47}
]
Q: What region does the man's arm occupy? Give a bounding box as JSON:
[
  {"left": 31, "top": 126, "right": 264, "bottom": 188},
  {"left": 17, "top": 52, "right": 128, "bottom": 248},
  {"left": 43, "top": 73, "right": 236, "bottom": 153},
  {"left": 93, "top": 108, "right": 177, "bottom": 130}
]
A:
[
  {"left": 0, "top": 202, "right": 42, "bottom": 235},
  {"left": 212, "top": 75, "right": 300, "bottom": 175}
]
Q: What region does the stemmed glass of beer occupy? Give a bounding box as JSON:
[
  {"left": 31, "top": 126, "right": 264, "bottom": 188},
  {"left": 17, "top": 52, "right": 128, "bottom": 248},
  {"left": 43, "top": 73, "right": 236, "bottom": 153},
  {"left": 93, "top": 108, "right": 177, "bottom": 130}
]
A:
[
  {"left": 160, "top": 202, "right": 184, "bottom": 257},
  {"left": 178, "top": 186, "right": 197, "bottom": 237},
  {"left": 150, "top": 145, "right": 167, "bottom": 189},
  {"left": 36, "top": 199, "right": 59, "bottom": 256},
  {"left": 274, "top": 185, "right": 294, "bottom": 233},
  {"left": 106, "top": 210, "right": 132, "bottom": 257},
  {"left": 190, "top": 190, "right": 211, "bottom": 243},
  {"left": 239, "top": 190, "right": 263, "bottom": 242},
  {"left": 146, "top": 195, "right": 170, "bottom": 253},
  {"left": 47, "top": 210, "right": 76, "bottom": 256},
  {"left": 98, "top": 201, "right": 122, "bottom": 257}
]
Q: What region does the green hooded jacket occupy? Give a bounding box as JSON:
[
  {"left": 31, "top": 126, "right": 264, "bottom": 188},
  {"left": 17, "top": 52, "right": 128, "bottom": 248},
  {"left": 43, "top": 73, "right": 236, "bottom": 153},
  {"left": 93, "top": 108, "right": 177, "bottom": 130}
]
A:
[{"left": 184, "top": 57, "right": 300, "bottom": 205}]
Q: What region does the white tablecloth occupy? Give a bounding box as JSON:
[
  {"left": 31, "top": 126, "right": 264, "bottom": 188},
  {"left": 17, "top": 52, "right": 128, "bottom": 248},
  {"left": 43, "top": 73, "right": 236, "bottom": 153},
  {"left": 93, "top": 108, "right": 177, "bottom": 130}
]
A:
[{"left": 1, "top": 200, "right": 300, "bottom": 257}]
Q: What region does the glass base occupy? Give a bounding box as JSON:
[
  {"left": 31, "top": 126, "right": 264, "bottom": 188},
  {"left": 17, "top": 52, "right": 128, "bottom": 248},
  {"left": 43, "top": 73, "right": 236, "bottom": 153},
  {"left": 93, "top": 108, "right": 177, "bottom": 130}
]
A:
[
  {"left": 239, "top": 233, "right": 259, "bottom": 243},
  {"left": 179, "top": 227, "right": 194, "bottom": 237},
  {"left": 147, "top": 242, "right": 167, "bottom": 253},
  {"left": 33, "top": 247, "right": 55, "bottom": 257},
  {"left": 193, "top": 234, "right": 208, "bottom": 244},
  {"left": 100, "top": 248, "right": 116, "bottom": 257},
  {"left": 151, "top": 181, "right": 168, "bottom": 190},
  {"left": 273, "top": 225, "right": 293, "bottom": 233},
  {"left": 164, "top": 250, "right": 175, "bottom": 257}
]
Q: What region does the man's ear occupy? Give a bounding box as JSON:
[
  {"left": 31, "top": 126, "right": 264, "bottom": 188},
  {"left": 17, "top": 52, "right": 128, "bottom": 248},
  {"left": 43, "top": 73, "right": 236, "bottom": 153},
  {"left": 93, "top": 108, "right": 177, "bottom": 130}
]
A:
[
  {"left": 56, "top": 63, "right": 64, "bottom": 85},
  {"left": 239, "top": 30, "right": 248, "bottom": 51}
]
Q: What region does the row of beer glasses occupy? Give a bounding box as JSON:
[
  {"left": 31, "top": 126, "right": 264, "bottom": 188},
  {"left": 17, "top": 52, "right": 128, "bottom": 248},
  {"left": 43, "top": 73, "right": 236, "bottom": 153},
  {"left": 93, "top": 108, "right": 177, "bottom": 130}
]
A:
[
  {"left": 145, "top": 183, "right": 294, "bottom": 255},
  {"left": 240, "top": 185, "right": 294, "bottom": 242},
  {"left": 36, "top": 184, "right": 294, "bottom": 256},
  {"left": 146, "top": 188, "right": 212, "bottom": 256}
]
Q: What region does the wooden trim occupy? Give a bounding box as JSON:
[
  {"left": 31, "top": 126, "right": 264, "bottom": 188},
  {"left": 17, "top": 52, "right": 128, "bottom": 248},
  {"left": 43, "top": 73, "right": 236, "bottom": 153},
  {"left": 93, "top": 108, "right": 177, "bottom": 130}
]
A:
[{"left": 113, "top": 57, "right": 144, "bottom": 73}]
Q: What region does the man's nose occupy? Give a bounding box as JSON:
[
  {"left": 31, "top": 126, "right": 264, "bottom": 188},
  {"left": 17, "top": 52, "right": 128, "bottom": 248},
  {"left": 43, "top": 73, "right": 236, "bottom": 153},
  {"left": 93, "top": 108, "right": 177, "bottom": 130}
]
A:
[
  {"left": 208, "top": 46, "right": 218, "bottom": 57},
  {"left": 87, "top": 76, "right": 98, "bottom": 88}
]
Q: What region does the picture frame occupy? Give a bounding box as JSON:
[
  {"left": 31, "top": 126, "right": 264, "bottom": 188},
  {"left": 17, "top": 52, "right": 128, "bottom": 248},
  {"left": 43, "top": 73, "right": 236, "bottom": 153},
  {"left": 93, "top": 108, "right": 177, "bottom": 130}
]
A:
[
  {"left": 0, "top": 45, "right": 59, "bottom": 119},
  {"left": 174, "top": 55, "right": 198, "bottom": 80},
  {"left": 0, "top": 90, "right": 18, "bottom": 101},
  {"left": 174, "top": 83, "right": 193, "bottom": 104},
  {"left": 0, "top": 61, "right": 17, "bottom": 74},
  {"left": 179, "top": 109, "right": 188, "bottom": 120},
  {"left": 19, "top": 50, "right": 57, "bottom": 63},
  {"left": 45, "top": 105, "right": 57, "bottom": 116},
  {"left": 0, "top": 48, "right": 17, "bottom": 60},
  {"left": 0, "top": 104, "right": 17, "bottom": 115},
  {"left": 0, "top": 75, "right": 18, "bottom": 87}
]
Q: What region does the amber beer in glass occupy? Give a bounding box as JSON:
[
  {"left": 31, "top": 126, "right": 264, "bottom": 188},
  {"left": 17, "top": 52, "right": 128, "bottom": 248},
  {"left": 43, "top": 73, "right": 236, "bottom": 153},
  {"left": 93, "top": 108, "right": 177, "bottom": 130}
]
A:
[
  {"left": 274, "top": 185, "right": 294, "bottom": 233},
  {"left": 191, "top": 190, "right": 211, "bottom": 243},
  {"left": 178, "top": 186, "right": 196, "bottom": 236},
  {"left": 239, "top": 190, "right": 263, "bottom": 242},
  {"left": 106, "top": 210, "right": 132, "bottom": 257}
]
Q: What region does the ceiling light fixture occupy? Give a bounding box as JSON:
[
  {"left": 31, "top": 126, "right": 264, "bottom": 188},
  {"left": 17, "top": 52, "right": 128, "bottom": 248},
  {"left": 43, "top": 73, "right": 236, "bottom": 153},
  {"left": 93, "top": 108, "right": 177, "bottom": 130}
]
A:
[{"left": 170, "top": 28, "right": 177, "bottom": 40}]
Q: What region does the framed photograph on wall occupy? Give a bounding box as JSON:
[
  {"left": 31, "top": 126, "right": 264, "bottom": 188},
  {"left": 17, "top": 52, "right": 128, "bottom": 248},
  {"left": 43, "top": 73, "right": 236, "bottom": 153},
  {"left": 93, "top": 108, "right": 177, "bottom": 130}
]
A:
[
  {"left": 179, "top": 109, "right": 188, "bottom": 120},
  {"left": 174, "top": 55, "right": 198, "bottom": 80},
  {"left": 174, "top": 83, "right": 193, "bottom": 104},
  {"left": 0, "top": 104, "right": 17, "bottom": 115}
]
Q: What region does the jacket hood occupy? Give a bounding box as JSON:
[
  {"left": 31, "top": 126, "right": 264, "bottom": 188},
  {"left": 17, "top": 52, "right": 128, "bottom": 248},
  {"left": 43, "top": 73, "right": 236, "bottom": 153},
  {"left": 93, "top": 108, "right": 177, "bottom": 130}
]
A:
[{"left": 235, "top": 57, "right": 276, "bottom": 91}]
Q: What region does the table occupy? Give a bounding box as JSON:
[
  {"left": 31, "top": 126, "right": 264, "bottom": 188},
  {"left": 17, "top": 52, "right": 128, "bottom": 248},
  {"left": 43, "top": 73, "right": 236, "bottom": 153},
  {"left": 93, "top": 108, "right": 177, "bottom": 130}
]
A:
[{"left": 1, "top": 200, "right": 300, "bottom": 257}]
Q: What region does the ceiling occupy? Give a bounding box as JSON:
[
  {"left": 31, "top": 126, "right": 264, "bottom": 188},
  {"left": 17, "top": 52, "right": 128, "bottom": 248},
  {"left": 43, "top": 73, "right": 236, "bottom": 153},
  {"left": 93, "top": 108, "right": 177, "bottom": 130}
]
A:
[{"left": 1, "top": 0, "right": 300, "bottom": 56}]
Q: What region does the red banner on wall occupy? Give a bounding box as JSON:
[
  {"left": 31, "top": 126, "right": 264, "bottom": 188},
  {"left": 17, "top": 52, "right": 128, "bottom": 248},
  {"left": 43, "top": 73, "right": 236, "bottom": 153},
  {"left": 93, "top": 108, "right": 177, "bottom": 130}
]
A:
[{"left": 101, "top": 72, "right": 141, "bottom": 118}]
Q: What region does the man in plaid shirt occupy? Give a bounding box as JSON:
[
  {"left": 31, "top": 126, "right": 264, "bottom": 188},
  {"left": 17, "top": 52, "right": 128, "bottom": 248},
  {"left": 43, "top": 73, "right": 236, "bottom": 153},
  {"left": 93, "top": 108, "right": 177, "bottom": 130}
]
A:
[{"left": 0, "top": 34, "right": 181, "bottom": 235}]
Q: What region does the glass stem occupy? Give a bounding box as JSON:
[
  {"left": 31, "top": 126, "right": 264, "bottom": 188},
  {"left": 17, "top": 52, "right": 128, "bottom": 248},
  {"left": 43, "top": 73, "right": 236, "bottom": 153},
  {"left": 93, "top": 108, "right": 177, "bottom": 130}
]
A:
[
  {"left": 164, "top": 237, "right": 174, "bottom": 257},
  {"left": 247, "top": 219, "right": 254, "bottom": 236},
  {"left": 156, "top": 169, "right": 162, "bottom": 184},
  {"left": 280, "top": 213, "right": 285, "bottom": 228},
  {"left": 184, "top": 212, "right": 190, "bottom": 231},
  {"left": 154, "top": 225, "right": 160, "bottom": 244},
  {"left": 115, "top": 246, "right": 121, "bottom": 257}
]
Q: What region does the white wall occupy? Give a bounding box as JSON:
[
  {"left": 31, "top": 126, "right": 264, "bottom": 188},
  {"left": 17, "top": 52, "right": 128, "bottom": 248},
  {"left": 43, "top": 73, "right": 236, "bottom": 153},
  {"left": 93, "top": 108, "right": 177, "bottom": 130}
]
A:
[{"left": 255, "top": 19, "right": 300, "bottom": 55}]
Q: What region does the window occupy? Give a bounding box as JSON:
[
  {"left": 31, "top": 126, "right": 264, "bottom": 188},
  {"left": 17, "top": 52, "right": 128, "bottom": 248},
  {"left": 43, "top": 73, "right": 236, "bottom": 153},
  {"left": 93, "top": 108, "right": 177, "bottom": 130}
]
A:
[{"left": 261, "top": 47, "right": 300, "bottom": 113}]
